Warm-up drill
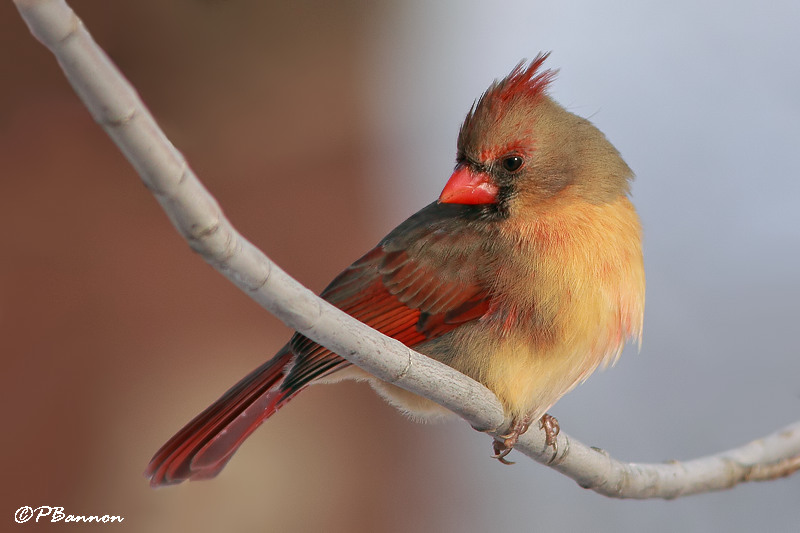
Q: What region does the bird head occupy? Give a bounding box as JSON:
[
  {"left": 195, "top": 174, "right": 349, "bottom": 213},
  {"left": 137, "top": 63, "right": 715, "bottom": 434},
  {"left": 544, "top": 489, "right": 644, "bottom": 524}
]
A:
[{"left": 439, "top": 53, "right": 633, "bottom": 218}]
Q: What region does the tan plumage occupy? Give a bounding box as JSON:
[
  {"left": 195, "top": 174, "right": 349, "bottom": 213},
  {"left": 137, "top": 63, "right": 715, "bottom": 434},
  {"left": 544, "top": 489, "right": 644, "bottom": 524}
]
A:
[
  {"left": 146, "top": 54, "right": 644, "bottom": 485},
  {"left": 368, "top": 56, "right": 644, "bottom": 425},
  {"left": 368, "top": 171, "right": 644, "bottom": 425}
]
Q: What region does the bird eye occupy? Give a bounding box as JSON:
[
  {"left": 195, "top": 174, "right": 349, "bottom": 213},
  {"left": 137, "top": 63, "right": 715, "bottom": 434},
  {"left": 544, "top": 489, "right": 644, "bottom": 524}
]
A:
[{"left": 501, "top": 155, "right": 524, "bottom": 173}]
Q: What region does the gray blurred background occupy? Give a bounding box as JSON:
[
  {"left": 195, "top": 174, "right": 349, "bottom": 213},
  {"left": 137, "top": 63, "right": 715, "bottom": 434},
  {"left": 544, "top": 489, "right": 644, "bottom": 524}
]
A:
[{"left": 2, "top": 1, "right": 798, "bottom": 531}]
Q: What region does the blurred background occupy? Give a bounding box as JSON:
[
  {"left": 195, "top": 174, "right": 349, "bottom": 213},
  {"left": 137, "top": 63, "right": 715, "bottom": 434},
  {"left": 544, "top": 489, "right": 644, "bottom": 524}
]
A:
[{"left": 2, "top": 0, "right": 799, "bottom": 531}]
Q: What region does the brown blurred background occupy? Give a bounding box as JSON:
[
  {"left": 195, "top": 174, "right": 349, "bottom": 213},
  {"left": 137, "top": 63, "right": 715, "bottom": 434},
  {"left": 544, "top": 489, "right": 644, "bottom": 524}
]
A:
[
  {"left": 1, "top": 2, "right": 470, "bottom": 532},
  {"left": 4, "top": 1, "right": 800, "bottom": 532}
]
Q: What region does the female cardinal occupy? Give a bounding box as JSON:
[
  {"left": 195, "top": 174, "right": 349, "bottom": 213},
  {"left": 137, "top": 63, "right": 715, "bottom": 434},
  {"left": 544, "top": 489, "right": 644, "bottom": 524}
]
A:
[{"left": 146, "top": 53, "right": 645, "bottom": 486}]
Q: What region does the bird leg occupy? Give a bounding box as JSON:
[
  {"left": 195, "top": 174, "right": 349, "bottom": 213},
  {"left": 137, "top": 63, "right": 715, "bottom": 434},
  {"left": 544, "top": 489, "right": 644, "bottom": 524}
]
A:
[{"left": 491, "top": 413, "right": 560, "bottom": 465}]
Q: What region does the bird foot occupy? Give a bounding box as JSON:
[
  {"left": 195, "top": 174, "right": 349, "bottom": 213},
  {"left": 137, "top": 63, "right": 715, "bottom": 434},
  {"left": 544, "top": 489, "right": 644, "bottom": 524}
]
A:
[
  {"left": 539, "top": 413, "right": 560, "bottom": 448},
  {"left": 491, "top": 413, "right": 560, "bottom": 464},
  {"left": 491, "top": 415, "right": 533, "bottom": 465}
]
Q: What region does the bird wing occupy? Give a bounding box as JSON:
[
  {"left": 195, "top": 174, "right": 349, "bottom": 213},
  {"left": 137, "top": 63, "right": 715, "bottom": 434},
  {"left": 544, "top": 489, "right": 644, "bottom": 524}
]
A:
[{"left": 281, "top": 202, "right": 494, "bottom": 393}]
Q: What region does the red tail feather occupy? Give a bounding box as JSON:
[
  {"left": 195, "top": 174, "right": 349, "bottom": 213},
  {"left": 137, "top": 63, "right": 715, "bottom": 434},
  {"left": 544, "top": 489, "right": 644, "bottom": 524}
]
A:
[{"left": 145, "top": 347, "right": 296, "bottom": 487}]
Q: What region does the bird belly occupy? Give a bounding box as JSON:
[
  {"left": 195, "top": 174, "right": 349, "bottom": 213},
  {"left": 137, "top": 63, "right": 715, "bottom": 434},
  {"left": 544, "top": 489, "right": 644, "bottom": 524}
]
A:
[{"left": 419, "top": 323, "right": 618, "bottom": 423}]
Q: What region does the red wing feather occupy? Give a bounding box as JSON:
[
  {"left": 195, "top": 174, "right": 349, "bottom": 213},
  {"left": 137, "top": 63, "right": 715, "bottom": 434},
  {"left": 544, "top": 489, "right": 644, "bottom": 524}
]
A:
[
  {"left": 282, "top": 214, "right": 492, "bottom": 393},
  {"left": 280, "top": 252, "right": 490, "bottom": 392}
]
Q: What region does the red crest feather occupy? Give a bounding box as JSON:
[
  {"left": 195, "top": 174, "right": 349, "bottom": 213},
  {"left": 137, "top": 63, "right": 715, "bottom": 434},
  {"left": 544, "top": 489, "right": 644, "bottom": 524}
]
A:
[
  {"left": 459, "top": 53, "right": 556, "bottom": 148},
  {"left": 490, "top": 53, "right": 555, "bottom": 104}
]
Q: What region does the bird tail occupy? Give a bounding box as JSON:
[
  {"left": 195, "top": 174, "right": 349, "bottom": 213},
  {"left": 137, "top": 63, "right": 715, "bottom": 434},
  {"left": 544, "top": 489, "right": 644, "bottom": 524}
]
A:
[{"left": 145, "top": 346, "right": 297, "bottom": 487}]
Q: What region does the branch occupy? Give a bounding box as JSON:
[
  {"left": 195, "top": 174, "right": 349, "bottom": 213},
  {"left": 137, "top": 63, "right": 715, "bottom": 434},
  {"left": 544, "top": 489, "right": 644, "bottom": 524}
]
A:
[{"left": 15, "top": 0, "right": 800, "bottom": 499}]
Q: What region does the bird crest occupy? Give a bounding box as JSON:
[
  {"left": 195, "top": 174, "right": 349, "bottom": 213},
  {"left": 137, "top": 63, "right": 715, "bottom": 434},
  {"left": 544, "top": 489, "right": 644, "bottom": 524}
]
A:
[{"left": 459, "top": 53, "right": 556, "bottom": 151}]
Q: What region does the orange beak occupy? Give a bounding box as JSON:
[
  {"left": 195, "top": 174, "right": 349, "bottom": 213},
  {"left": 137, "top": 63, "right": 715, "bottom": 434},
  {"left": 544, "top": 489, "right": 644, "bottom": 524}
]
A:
[{"left": 438, "top": 165, "right": 499, "bottom": 205}]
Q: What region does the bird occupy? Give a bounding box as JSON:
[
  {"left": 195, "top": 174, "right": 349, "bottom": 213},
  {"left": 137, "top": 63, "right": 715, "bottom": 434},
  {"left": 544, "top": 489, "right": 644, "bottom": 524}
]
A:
[{"left": 145, "top": 53, "right": 645, "bottom": 486}]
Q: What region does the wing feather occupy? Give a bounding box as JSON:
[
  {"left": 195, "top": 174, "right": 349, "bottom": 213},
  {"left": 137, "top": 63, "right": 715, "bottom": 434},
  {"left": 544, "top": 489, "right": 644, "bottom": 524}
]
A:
[{"left": 281, "top": 202, "right": 493, "bottom": 394}]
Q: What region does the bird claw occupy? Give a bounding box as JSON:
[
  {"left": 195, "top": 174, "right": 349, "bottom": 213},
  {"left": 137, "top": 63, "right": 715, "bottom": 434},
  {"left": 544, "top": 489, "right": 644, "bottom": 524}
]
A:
[
  {"left": 491, "top": 440, "right": 516, "bottom": 465},
  {"left": 539, "top": 413, "right": 560, "bottom": 449},
  {"left": 490, "top": 413, "right": 560, "bottom": 464},
  {"left": 490, "top": 415, "right": 532, "bottom": 465}
]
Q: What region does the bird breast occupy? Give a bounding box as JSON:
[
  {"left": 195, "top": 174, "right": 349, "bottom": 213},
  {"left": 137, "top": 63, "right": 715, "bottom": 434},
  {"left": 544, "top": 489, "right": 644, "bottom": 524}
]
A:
[{"left": 453, "top": 194, "right": 645, "bottom": 419}]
